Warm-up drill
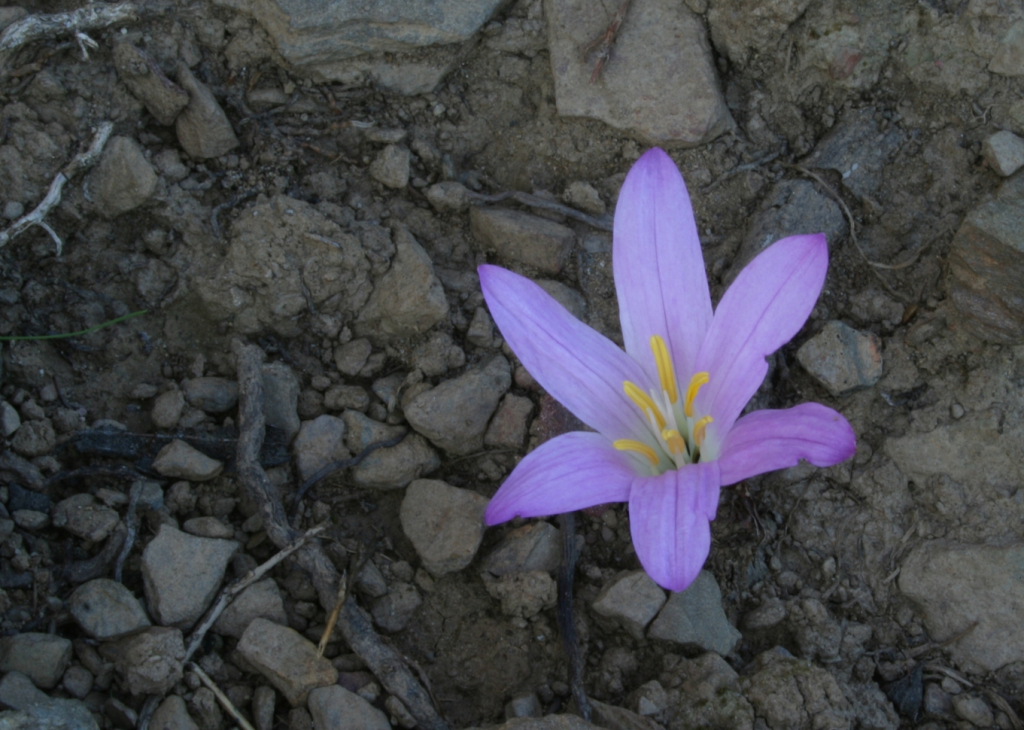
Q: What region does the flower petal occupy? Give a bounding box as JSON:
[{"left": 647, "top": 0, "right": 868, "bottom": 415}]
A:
[
  {"left": 485, "top": 432, "right": 635, "bottom": 524},
  {"left": 694, "top": 234, "right": 828, "bottom": 441},
  {"left": 628, "top": 461, "right": 721, "bottom": 592},
  {"left": 718, "top": 403, "right": 856, "bottom": 485},
  {"left": 480, "top": 264, "right": 651, "bottom": 442},
  {"left": 613, "top": 148, "right": 712, "bottom": 381}
]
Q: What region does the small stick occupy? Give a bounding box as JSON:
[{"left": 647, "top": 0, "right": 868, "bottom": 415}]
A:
[
  {"left": 557, "top": 512, "right": 591, "bottom": 721},
  {"left": 0, "top": 121, "right": 114, "bottom": 254},
  {"left": 468, "top": 190, "right": 612, "bottom": 231},
  {"left": 318, "top": 569, "right": 348, "bottom": 658},
  {"left": 188, "top": 662, "right": 257, "bottom": 730},
  {"left": 0, "top": 3, "right": 138, "bottom": 71},
  {"left": 582, "top": 0, "right": 632, "bottom": 83},
  {"left": 114, "top": 479, "right": 144, "bottom": 583}
]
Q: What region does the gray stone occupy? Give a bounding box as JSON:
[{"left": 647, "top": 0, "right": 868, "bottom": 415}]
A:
[
  {"left": 484, "top": 394, "right": 533, "bottom": 449},
  {"left": 400, "top": 479, "right": 488, "bottom": 577},
  {"left": 88, "top": 136, "right": 158, "bottom": 218},
  {"left": 12, "top": 509, "right": 48, "bottom": 530},
  {"left": 150, "top": 695, "right": 198, "bottom": 730},
  {"left": 483, "top": 571, "right": 557, "bottom": 619},
  {"left": 899, "top": 540, "right": 1024, "bottom": 672},
  {"left": 404, "top": 354, "right": 510, "bottom": 455},
  {"left": 11, "top": 418, "right": 55, "bottom": 457},
  {"left": 796, "top": 321, "right": 883, "bottom": 396},
  {"left": 470, "top": 207, "right": 574, "bottom": 274},
  {"left": 252, "top": 686, "right": 277, "bottom": 730},
  {"left": 60, "top": 666, "right": 92, "bottom": 699},
  {"left": 175, "top": 64, "right": 239, "bottom": 159},
  {"left": 355, "top": 561, "right": 389, "bottom": 599},
  {"left": 182, "top": 377, "right": 239, "bottom": 413},
  {"left": 102, "top": 627, "right": 184, "bottom": 696},
  {"left": 183, "top": 516, "right": 234, "bottom": 539},
  {"left": 113, "top": 42, "right": 189, "bottom": 125},
  {"left": 352, "top": 433, "right": 439, "bottom": 490},
  {"left": 369, "top": 145, "right": 410, "bottom": 189},
  {"left": 0, "top": 634, "right": 72, "bottom": 689},
  {"left": 505, "top": 692, "right": 543, "bottom": 719},
  {"left": 293, "top": 415, "right": 350, "bottom": 483},
  {"left": 648, "top": 570, "right": 741, "bottom": 655},
  {"left": 151, "top": 389, "right": 185, "bottom": 429},
  {"left": 69, "top": 578, "right": 151, "bottom": 639},
  {"left": 51, "top": 493, "right": 120, "bottom": 542},
  {"left": 803, "top": 107, "right": 907, "bottom": 199},
  {"left": 213, "top": 578, "right": 288, "bottom": 639},
  {"left": 189, "top": 687, "right": 221, "bottom": 730},
  {"left": 425, "top": 181, "right": 470, "bottom": 213},
  {"left": 334, "top": 339, "right": 373, "bottom": 376},
  {"left": 355, "top": 227, "right": 449, "bottom": 340},
  {"left": 0, "top": 400, "right": 21, "bottom": 436},
  {"left": 740, "top": 649, "right": 851, "bottom": 730},
  {"left": 483, "top": 521, "right": 562, "bottom": 577},
  {"left": 952, "top": 694, "right": 994, "bottom": 727},
  {"left": 545, "top": 0, "right": 733, "bottom": 146},
  {"left": 708, "top": 0, "right": 811, "bottom": 68},
  {"left": 982, "top": 130, "right": 1024, "bottom": 177},
  {"left": 563, "top": 181, "right": 605, "bottom": 216},
  {"left": 152, "top": 439, "right": 224, "bottom": 481},
  {"left": 990, "top": 20, "right": 1024, "bottom": 76},
  {"left": 141, "top": 524, "right": 238, "bottom": 629},
  {"left": 0, "top": 697, "right": 100, "bottom": 730},
  {"left": 370, "top": 582, "right": 422, "bottom": 632},
  {"left": 411, "top": 331, "right": 465, "bottom": 377},
  {"left": 263, "top": 362, "right": 301, "bottom": 442},
  {"left": 236, "top": 617, "right": 338, "bottom": 707},
  {"left": 0, "top": 671, "right": 49, "bottom": 709},
  {"left": 744, "top": 598, "right": 787, "bottom": 631},
  {"left": 592, "top": 570, "right": 667, "bottom": 640},
  {"left": 466, "top": 306, "right": 494, "bottom": 348},
  {"left": 307, "top": 685, "right": 389, "bottom": 730},
  {"left": 324, "top": 384, "right": 370, "bottom": 411}
]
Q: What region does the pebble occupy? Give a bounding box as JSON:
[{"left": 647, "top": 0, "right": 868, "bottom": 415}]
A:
[
  {"left": 505, "top": 692, "right": 543, "bottom": 719},
  {"left": 355, "top": 561, "right": 389, "bottom": 599},
  {"left": 113, "top": 42, "right": 189, "bottom": 125},
  {"left": 370, "top": 582, "right": 422, "bottom": 632},
  {"left": 307, "top": 685, "right": 389, "bottom": 730},
  {"left": 188, "top": 687, "right": 221, "bottom": 729},
  {"left": 182, "top": 516, "right": 235, "bottom": 539},
  {"left": 385, "top": 695, "right": 418, "bottom": 729},
  {"left": 804, "top": 108, "right": 906, "bottom": 199},
  {"left": 61, "top": 665, "right": 93, "bottom": 699},
  {"left": 0, "top": 633, "right": 73, "bottom": 689},
  {"left": 12, "top": 509, "right": 49, "bottom": 530},
  {"left": 152, "top": 439, "right": 224, "bottom": 481},
  {"left": 741, "top": 648, "right": 850, "bottom": 729},
  {"left": 151, "top": 389, "right": 185, "bottom": 429},
  {"left": 953, "top": 694, "right": 994, "bottom": 727},
  {"left": 334, "top": 339, "right": 373, "bottom": 376},
  {"left": 182, "top": 377, "right": 239, "bottom": 413},
  {"left": 563, "top": 181, "right": 605, "bottom": 216},
  {"left": 324, "top": 384, "right": 370, "bottom": 411},
  {"left": 150, "top": 694, "right": 199, "bottom": 730},
  {"left": 484, "top": 394, "right": 534, "bottom": 449},
  {"left": 69, "top": 578, "right": 151, "bottom": 639},
  {"left": 412, "top": 331, "right": 466, "bottom": 377},
  {"left": 236, "top": 617, "right": 338, "bottom": 706},
  {"left": 88, "top": 136, "right": 158, "bottom": 218},
  {"left": 647, "top": 570, "right": 742, "bottom": 655},
  {"left": 141, "top": 524, "right": 238, "bottom": 629},
  {"left": 369, "top": 144, "right": 410, "bottom": 188},
  {"left": 482, "top": 521, "right": 562, "bottom": 576},
  {"left": 0, "top": 697, "right": 100, "bottom": 730},
  {"left": 293, "top": 415, "right": 351, "bottom": 482},
  {"left": 743, "top": 597, "right": 788, "bottom": 631},
  {"left": 175, "top": 64, "right": 239, "bottom": 159},
  {"left": 0, "top": 400, "right": 20, "bottom": 436},
  {"left": 51, "top": 493, "right": 121, "bottom": 542},
  {"left": 252, "top": 686, "right": 277, "bottom": 730},
  {"left": 982, "top": 130, "right": 1024, "bottom": 177},
  {"left": 795, "top": 320, "right": 883, "bottom": 396},
  {"left": 0, "top": 670, "right": 48, "bottom": 708},
  {"left": 923, "top": 683, "right": 952, "bottom": 715},
  {"left": 355, "top": 227, "right": 449, "bottom": 339},
  {"left": 425, "top": 181, "right": 471, "bottom": 212},
  {"left": 990, "top": 21, "right": 1024, "bottom": 76},
  {"left": 351, "top": 433, "right": 439, "bottom": 490},
  {"left": 469, "top": 207, "right": 575, "bottom": 274},
  {"left": 400, "top": 479, "right": 488, "bottom": 576},
  {"left": 466, "top": 306, "right": 495, "bottom": 348},
  {"left": 101, "top": 627, "right": 184, "bottom": 695},
  {"left": 592, "top": 570, "right": 667, "bottom": 640},
  {"left": 404, "top": 354, "right": 511, "bottom": 455},
  {"left": 213, "top": 578, "right": 288, "bottom": 639},
  {"left": 10, "top": 418, "right": 56, "bottom": 457},
  {"left": 483, "top": 571, "right": 557, "bottom": 618},
  {"left": 262, "top": 362, "right": 302, "bottom": 442}
]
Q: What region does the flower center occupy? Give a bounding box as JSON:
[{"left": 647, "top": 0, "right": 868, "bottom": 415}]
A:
[{"left": 614, "top": 335, "right": 713, "bottom": 472}]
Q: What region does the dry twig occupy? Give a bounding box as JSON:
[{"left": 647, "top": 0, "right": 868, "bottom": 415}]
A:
[
  {"left": 582, "top": 0, "right": 631, "bottom": 83},
  {"left": 468, "top": 189, "right": 612, "bottom": 231},
  {"left": 0, "top": 3, "right": 137, "bottom": 71},
  {"left": 0, "top": 121, "right": 113, "bottom": 254},
  {"left": 188, "top": 662, "right": 256, "bottom": 730}
]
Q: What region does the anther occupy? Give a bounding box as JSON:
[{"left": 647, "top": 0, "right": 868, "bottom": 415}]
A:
[
  {"left": 650, "top": 335, "right": 678, "bottom": 403},
  {"left": 613, "top": 439, "right": 659, "bottom": 467},
  {"left": 624, "top": 381, "right": 666, "bottom": 429},
  {"left": 661, "top": 428, "right": 687, "bottom": 455},
  {"left": 692, "top": 415, "right": 713, "bottom": 447},
  {"left": 684, "top": 372, "right": 709, "bottom": 418}
]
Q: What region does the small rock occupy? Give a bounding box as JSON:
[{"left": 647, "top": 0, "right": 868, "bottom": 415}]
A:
[
  {"left": 0, "top": 697, "right": 100, "bottom": 730},
  {"left": 400, "top": 479, "right": 488, "bottom": 577},
  {"left": 648, "top": 570, "right": 741, "bottom": 655},
  {"left": 425, "top": 181, "right": 470, "bottom": 212},
  {"left": 385, "top": 696, "right": 417, "bottom": 729},
  {"left": 61, "top": 666, "right": 93, "bottom": 699},
  {"left": 252, "top": 686, "right": 277, "bottom": 730},
  {"left": 482, "top": 521, "right": 562, "bottom": 576},
  {"left": 370, "top": 582, "right": 422, "bottom": 632},
  {"left": 11, "top": 418, "right": 56, "bottom": 457},
  {"left": 741, "top": 648, "right": 850, "bottom": 730},
  {"left": 633, "top": 680, "right": 669, "bottom": 716},
  {"left": 141, "top": 524, "right": 237, "bottom": 629},
  {"left": 69, "top": 579, "right": 151, "bottom": 639},
  {"left": 351, "top": 433, "right": 439, "bottom": 490},
  {"left": 411, "top": 331, "right": 466, "bottom": 377},
  {"left": 990, "top": 20, "right": 1024, "bottom": 76},
  {"left": 236, "top": 617, "right": 338, "bottom": 707},
  {"left": 0, "top": 633, "right": 73, "bottom": 689},
  {"left": 0, "top": 671, "right": 48, "bottom": 709},
  {"left": 333, "top": 339, "right": 373, "bottom": 376},
  {"left": 952, "top": 694, "right": 994, "bottom": 727},
  {"left": 51, "top": 493, "right": 121, "bottom": 542},
  {"left": 113, "top": 42, "right": 190, "bottom": 125},
  {"left": 307, "top": 685, "right": 389, "bottom": 730},
  {"left": 88, "top": 136, "right": 158, "bottom": 218},
  {"left": 744, "top": 597, "right": 787, "bottom": 630},
  {"left": 466, "top": 306, "right": 495, "bottom": 348},
  {"left": 324, "top": 384, "right": 370, "bottom": 411},
  {"left": 795, "top": 320, "right": 883, "bottom": 396},
  {"left": 150, "top": 694, "right": 199, "bottom": 730},
  {"left": 293, "top": 415, "right": 351, "bottom": 482},
  {"left": 189, "top": 687, "right": 221, "bottom": 730},
  {"left": 8, "top": 483, "right": 50, "bottom": 512},
  {"left": 982, "top": 130, "right": 1024, "bottom": 177},
  {"left": 182, "top": 377, "right": 239, "bottom": 413},
  {"left": 470, "top": 207, "right": 575, "bottom": 274},
  {"left": 213, "top": 578, "right": 288, "bottom": 639},
  {"left": 484, "top": 394, "right": 534, "bottom": 449},
  {"left": 404, "top": 354, "right": 511, "bottom": 455},
  {"left": 13, "top": 509, "right": 49, "bottom": 530},
  {"left": 563, "top": 181, "right": 605, "bottom": 216},
  {"left": 369, "top": 145, "right": 410, "bottom": 188},
  {"left": 102, "top": 626, "right": 184, "bottom": 696},
  {"left": 263, "top": 362, "right": 302, "bottom": 442},
  {"left": 923, "top": 683, "right": 951, "bottom": 715},
  {"left": 152, "top": 439, "right": 224, "bottom": 481},
  {"left": 0, "top": 401, "right": 21, "bottom": 436},
  {"left": 151, "top": 389, "right": 185, "bottom": 429},
  {"left": 483, "top": 570, "right": 557, "bottom": 618},
  {"left": 183, "top": 516, "right": 235, "bottom": 539},
  {"left": 176, "top": 63, "right": 239, "bottom": 159},
  {"left": 505, "top": 692, "right": 543, "bottom": 719},
  {"left": 592, "top": 570, "right": 667, "bottom": 639}
]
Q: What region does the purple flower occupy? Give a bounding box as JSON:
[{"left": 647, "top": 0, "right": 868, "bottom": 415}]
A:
[{"left": 479, "top": 148, "right": 855, "bottom": 592}]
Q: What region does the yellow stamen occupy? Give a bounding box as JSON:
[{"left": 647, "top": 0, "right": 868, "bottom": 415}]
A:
[
  {"left": 650, "top": 335, "right": 678, "bottom": 403},
  {"left": 624, "top": 381, "right": 666, "bottom": 429},
  {"left": 661, "top": 428, "right": 687, "bottom": 455},
  {"left": 684, "top": 372, "right": 710, "bottom": 418},
  {"left": 692, "top": 416, "right": 714, "bottom": 447},
  {"left": 613, "top": 439, "right": 659, "bottom": 466}
]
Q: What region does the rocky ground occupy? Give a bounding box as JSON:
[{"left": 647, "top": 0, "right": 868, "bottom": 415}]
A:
[{"left": 0, "top": 0, "right": 1022, "bottom": 728}]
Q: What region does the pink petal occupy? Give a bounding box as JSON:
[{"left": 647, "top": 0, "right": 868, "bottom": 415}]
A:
[
  {"left": 613, "top": 148, "right": 712, "bottom": 381},
  {"left": 693, "top": 234, "right": 828, "bottom": 443},
  {"left": 480, "top": 264, "right": 652, "bottom": 443},
  {"left": 718, "top": 403, "right": 856, "bottom": 485},
  {"left": 628, "top": 462, "right": 722, "bottom": 592},
  {"left": 485, "top": 432, "right": 636, "bottom": 524}
]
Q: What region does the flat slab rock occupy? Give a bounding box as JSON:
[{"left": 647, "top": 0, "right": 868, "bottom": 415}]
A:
[
  {"left": 69, "top": 578, "right": 151, "bottom": 639},
  {"left": 236, "top": 617, "right": 338, "bottom": 706},
  {"left": 545, "top": 0, "right": 733, "bottom": 146},
  {"left": 400, "top": 479, "right": 488, "bottom": 577},
  {"left": 796, "top": 320, "right": 883, "bottom": 397},
  {"left": 647, "top": 570, "right": 741, "bottom": 655}
]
